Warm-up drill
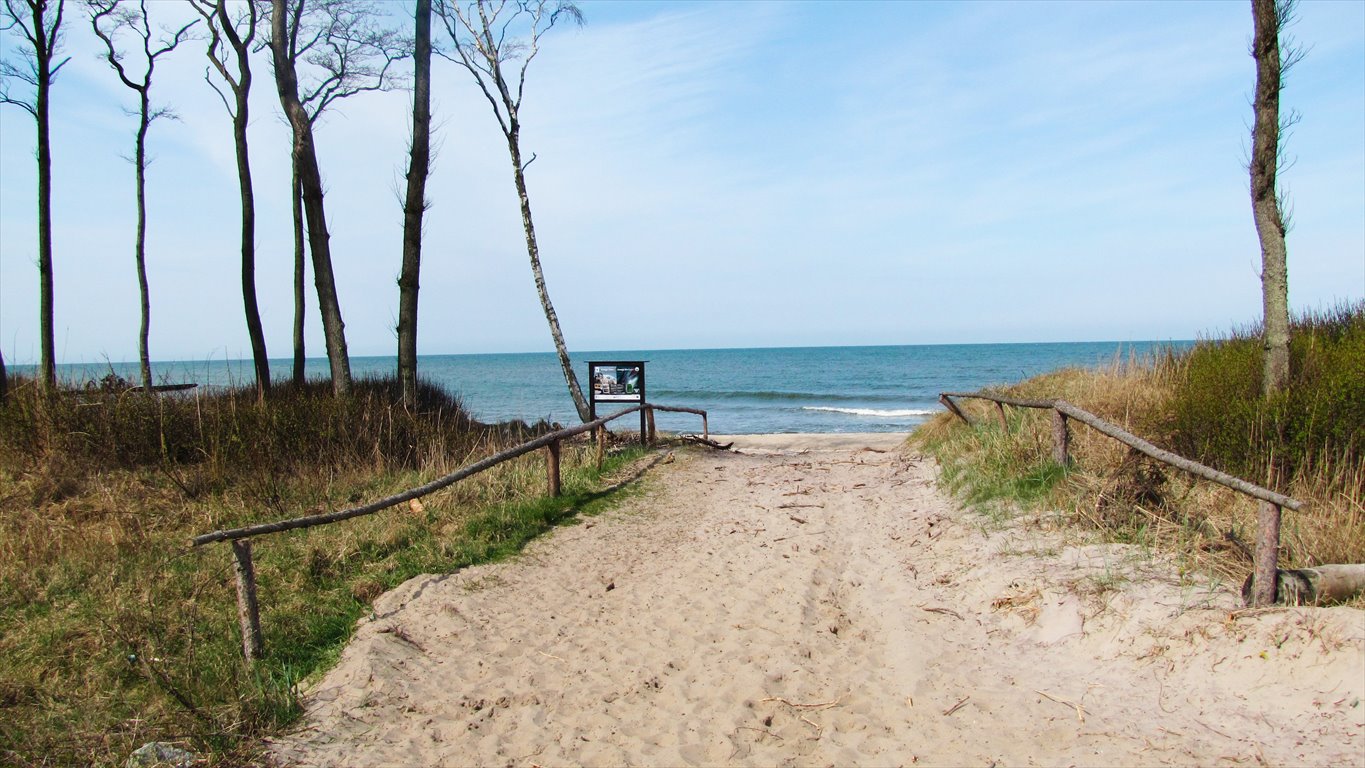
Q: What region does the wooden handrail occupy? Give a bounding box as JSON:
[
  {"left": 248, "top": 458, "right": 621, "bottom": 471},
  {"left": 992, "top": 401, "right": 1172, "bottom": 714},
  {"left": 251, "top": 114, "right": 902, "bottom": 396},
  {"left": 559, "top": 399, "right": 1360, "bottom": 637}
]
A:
[
  {"left": 198, "top": 400, "right": 708, "bottom": 661},
  {"left": 938, "top": 392, "right": 1302, "bottom": 511},
  {"left": 192, "top": 405, "right": 646, "bottom": 546},
  {"left": 939, "top": 389, "right": 1303, "bottom": 606}
]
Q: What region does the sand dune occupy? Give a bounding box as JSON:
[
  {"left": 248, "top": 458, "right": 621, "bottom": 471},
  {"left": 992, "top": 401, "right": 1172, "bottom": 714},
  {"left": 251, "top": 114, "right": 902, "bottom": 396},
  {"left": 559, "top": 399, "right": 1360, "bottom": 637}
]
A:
[{"left": 269, "top": 435, "right": 1364, "bottom": 767}]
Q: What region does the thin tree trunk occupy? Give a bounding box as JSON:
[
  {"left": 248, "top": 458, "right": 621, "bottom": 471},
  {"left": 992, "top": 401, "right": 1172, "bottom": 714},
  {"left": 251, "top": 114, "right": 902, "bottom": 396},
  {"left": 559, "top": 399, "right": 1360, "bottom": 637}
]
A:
[
  {"left": 0, "top": 346, "right": 8, "bottom": 405},
  {"left": 507, "top": 127, "right": 590, "bottom": 423},
  {"left": 234, "top": 73, "right": 269, "bottom": 398},
  {"left": 270, "top": 0, "right": 351, "bottom": 396},
  {"left": 1251, "top": 0, "right": 1290, "bottom": 396},
  {"left": 135, "top": 91, "right": 152, "bottom": 393},
  {"left": 291, "top": 165, "right": 306, "bottom": 386},
  {"left": 36, "top": 14, "right": 56, "bottom": 395},
  {"left": 397, "top": 0, "right": 431, "bottom": 409}
]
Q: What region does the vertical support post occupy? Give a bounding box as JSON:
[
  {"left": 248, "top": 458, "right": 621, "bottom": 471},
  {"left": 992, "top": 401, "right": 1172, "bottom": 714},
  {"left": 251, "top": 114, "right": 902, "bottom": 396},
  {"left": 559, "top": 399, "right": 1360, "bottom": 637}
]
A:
[
  {"left": 231, "top": 539, "right": 263, "bottom": 663},
  {"left": 546, "top": 439, "right": 562, "bottom": 497},
  {"left": 1252, "top": 500, "right": 1282, "bottom": 606},
  {"left": 1051, "top": 409, "right": 1070, "bottom": 466},
  {"left": 639, "top": 405, "right": 647, "bottom": 447},
  {"left": 646, "top": 406, "right": 656, "bottom": 445},
  {"left": 939, "top": 394, "right": 970, "bottom": 425},
  {"left": 702, "top": 413, "right": 709, "bottom": 441},
  {"left": 994, "top": 401, "right": 1008, "bottom": 429},
  {"left": 595, "top": 425, "right": 605, "bottom": 470}
]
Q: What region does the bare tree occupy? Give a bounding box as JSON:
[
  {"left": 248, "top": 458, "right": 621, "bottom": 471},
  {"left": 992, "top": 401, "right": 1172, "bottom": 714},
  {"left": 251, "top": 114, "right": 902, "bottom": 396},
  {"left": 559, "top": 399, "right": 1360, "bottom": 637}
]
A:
[
  {"left": 266, "top": 0, "right": 405, "bottom": 395},
  {"left": 435, "top": 0, "right": 590, "bottom": 423},
  {"left": 88, "top": 0, "right": 195, "bottom": 393},
  {"left": 397, "top": 0, "right": 431, "bottom": 408},
  {"left": 191, "top": 0, "right": 269, "bottom": 399},
  {"left": 1, "top": 0, "right": 67, "bottom": 395},
  {"left": 1250, "top": 0, "right": 1302, "bottom": 397}
]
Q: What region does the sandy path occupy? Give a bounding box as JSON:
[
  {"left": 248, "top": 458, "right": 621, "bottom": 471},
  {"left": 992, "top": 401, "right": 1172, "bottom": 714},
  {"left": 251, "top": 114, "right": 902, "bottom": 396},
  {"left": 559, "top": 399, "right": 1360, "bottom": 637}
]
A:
[{"left": 270, "top": 436, "right": 1364, "bottom": 767}]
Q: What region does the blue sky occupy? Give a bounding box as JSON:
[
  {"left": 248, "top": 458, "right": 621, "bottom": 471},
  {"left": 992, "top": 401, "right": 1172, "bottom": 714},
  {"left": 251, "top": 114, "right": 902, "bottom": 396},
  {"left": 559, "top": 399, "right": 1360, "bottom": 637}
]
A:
[{"left": 1, "top": 0, "right": 1362, "bottom": 365}]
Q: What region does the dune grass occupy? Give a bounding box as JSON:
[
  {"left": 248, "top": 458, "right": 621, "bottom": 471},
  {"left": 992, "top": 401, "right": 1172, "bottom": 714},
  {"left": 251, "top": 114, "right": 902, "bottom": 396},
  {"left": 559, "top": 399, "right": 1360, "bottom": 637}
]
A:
[
  {"left": 914, "top": 302, "right": 1365, "bottom": 590},
  {"left": 0, "top": 374, "right": 650, "bottom": 766}
]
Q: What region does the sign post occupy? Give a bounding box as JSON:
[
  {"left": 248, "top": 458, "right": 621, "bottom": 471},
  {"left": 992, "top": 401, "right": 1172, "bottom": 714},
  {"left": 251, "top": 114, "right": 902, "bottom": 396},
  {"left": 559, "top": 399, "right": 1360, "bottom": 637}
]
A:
[{"left": 587, "top": 361, "right": 647, "bottom": 445}]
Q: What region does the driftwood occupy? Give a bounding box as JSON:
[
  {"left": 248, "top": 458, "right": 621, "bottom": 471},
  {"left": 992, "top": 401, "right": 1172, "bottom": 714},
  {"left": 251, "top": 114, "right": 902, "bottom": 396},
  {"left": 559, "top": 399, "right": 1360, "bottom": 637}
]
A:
[
  {"left": 681, "top": 434, "right": 734, "bottom": 451},
  {"left": 1242, "top": 564, "right": 1365, "bottom": 606}
]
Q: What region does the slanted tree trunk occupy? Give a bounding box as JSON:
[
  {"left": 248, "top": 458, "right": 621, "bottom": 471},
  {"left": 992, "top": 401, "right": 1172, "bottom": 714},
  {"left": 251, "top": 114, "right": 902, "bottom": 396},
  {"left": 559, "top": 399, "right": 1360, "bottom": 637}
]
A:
[
  {"left": 436, "top": 0, "right": 590, "bottom": 423},
  {"left": 291, "top": 168, "right": 306, "bottom": 386},
  {"left": 1251, "top": 0, "right": 1291, "bottom": 396},
  {"left": 397, "top": 0, "right": 432, "bottom": 409},
  {"left": 507, "top": 125, "right": 589, "bottom": 422},
  {"left": 269, "top": 0, "right": 351, "bottom": 396}
]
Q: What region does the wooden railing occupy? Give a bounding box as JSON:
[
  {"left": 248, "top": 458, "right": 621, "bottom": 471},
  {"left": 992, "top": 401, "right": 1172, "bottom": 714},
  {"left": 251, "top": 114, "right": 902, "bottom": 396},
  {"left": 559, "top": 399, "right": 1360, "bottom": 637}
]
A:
[
  {"left": 938, "top": 391, "right": 1303, "bottom": 607},
  {"left": 194, "top": 402, "right": 707, "bottom": 661}
]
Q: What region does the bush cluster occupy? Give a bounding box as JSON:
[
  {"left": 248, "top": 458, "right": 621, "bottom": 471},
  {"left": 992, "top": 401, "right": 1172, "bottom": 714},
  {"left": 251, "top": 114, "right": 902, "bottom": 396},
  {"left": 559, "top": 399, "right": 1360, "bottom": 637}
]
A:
[
  {"left": 0, "top": 375, "right": 480, "bottom": 478},
  {"left": 1162, "top": 301, "right": 1364, "bottom": 491}
]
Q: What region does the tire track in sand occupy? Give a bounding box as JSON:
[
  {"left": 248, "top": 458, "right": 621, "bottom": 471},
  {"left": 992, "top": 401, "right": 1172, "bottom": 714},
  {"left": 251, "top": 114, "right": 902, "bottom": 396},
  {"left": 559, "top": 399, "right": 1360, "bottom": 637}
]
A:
[{"left": 269, "top": 436, "right": 1365, "bottom": 767}]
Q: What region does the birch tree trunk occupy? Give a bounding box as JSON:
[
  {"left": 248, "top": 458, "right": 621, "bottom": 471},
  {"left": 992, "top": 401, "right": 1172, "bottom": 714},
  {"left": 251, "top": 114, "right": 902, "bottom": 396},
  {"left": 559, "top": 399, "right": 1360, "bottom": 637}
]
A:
[{"left": 508, "top": 126, "right": 590, "bottom": 423}]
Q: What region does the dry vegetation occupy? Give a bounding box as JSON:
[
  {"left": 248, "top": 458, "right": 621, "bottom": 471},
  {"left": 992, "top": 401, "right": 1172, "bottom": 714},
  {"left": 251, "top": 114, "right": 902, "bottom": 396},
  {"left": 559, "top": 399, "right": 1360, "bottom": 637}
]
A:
[
  {"left": 913, "top": 302, "right": 1364, "bottom": 594},
  {"left": 0, "top": 375, "right": 648, "bottom": 766}
]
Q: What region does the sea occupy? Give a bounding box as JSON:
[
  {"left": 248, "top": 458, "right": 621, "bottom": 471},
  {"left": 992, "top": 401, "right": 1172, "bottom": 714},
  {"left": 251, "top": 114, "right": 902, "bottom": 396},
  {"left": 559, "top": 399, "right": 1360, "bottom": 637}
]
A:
[{"left": 27, "top": 341, "right": 1189, "bottom": 434}]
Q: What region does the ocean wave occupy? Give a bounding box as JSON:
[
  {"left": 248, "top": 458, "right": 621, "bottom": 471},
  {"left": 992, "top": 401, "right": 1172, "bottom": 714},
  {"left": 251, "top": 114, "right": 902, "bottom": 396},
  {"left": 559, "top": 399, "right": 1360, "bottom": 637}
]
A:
[
  {"left": 801, "top": 406, "right": 937, "bottom": 418},
  {"left": 652, "top": 388, "right": 910, "bottom": 403}
]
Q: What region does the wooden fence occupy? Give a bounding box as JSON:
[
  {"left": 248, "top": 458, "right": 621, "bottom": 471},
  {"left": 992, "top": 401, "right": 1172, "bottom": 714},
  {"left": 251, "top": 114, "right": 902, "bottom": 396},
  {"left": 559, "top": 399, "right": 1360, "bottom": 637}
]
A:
[
  {"left": 193, "top": 403, "right": 707, "bottom": 661},
  {"left": 938, "top": 391, "right": 1303, "bottom": 607}
]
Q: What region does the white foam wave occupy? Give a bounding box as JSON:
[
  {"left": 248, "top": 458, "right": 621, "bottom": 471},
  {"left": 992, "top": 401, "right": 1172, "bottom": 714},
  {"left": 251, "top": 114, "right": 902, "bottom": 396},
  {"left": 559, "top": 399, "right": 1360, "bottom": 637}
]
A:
[{"left": 801, "top": 406, "right": 937, "bottom": 418}]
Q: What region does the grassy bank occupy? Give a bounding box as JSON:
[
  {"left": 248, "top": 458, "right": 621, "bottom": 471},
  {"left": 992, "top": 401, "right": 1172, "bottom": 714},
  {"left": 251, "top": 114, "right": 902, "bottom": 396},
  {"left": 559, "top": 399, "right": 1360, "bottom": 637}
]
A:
[
  {"left": 0, "top": 375, "right": 650, "bottom": 766},
  {"left": 913, "top": 302, "right": 1364, "bottom": 591}
]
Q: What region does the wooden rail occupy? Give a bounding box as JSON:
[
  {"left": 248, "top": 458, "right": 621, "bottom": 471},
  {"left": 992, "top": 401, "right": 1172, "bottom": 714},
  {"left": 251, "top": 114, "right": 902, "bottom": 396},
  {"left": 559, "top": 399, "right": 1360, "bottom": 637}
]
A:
[
  {"left": 195, "top": 402, "right": 707, "bottom": 661},
  {"left": 939, "top": 391, "right": 1302, "bottom": 607}
]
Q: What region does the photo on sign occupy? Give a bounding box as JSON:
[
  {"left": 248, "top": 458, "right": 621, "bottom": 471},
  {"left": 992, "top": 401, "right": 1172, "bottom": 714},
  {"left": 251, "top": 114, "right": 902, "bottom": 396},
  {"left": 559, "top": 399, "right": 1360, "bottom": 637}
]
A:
[{"left": 591, "top": 364, "right": 642, "bottom": 402}]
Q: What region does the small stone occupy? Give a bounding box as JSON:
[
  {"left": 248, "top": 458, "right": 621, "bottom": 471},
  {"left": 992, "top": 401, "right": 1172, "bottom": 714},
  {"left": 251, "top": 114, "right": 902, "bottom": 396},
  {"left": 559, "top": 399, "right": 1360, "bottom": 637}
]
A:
[{"left": 126, "top": 742, "right": 199, "bottom": 768}]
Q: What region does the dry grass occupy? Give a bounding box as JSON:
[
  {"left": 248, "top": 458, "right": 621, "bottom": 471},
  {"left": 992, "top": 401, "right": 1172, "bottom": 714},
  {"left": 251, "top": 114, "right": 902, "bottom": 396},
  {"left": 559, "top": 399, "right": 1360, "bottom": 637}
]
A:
[
  {"left": 0, "top": 375, "right": 652, "bottom": 766},
  {"left": 914, "top": 342, "right": 1365, "bottom": 598}
]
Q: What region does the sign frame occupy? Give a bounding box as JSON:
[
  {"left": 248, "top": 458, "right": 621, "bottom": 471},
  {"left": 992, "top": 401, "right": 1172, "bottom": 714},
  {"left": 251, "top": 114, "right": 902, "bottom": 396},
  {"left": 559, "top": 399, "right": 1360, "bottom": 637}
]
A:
[{"left": 587, "top": 360, "right": 647, "bottom": 438}]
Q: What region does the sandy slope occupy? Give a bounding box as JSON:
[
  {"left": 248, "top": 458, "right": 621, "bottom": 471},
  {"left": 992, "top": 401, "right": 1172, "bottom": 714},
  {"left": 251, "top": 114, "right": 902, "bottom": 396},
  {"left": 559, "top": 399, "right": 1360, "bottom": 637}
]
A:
[{"left": 269, "top": 435, "right": 1365, "bottom": 767}]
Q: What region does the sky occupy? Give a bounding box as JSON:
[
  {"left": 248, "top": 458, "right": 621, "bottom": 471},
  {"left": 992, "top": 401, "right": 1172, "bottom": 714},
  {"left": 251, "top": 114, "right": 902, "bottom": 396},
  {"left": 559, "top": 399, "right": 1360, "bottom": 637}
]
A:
[{"left": 1, "top": 0, "right": 1362, "bottom": 366}]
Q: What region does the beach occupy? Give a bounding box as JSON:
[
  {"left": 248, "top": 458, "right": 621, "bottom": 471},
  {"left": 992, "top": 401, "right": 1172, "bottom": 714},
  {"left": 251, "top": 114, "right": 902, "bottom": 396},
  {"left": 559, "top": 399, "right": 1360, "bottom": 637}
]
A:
[{"left": 269, "top": 434, "right": 1364, "bottom": 766}]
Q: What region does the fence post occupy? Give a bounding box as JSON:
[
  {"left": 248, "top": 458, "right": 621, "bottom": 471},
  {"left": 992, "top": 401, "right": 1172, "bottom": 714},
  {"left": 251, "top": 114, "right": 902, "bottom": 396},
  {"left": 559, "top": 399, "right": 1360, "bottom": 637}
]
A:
[
  {"left": 645, "top": 406, "right": 656, "bottom": 446},
  {"left": 1051, "top": 409, "right": 1070, "bottom": 466},
  {"left": 939, "top": 394, "right": 970, "bottom": 425},
  {"left": 702, "top": 413, "right": 709, "bottom": 441},
  {"left": 231, "top": 539, "right": 263, "bottom": 663},
  {"left": 546, "top": 439, "right": 562, "bottom": 497},
  {"left": 595, "top": 426, "right": 605, "bottom": 470},
  {"left": 994, "top": 401, "right": 1008, "bottom": 429},
  {"left": 1252, "top": 500, "right": 1282, "bottom": 605}
]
